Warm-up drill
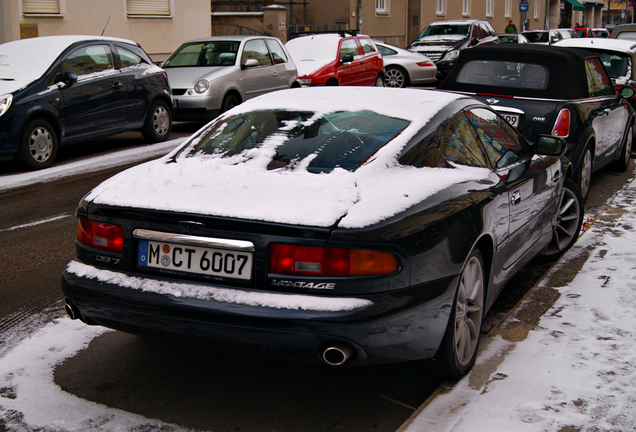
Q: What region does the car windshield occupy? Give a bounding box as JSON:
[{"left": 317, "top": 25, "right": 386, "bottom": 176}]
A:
[
  {"left": 418, "top": 24, "right": 470, "bottom": 39},
  {"left": 456, "top": 60, "right": 549, "bottom": 90},
  {"left": 163, "top": 41, "right": 240, "bottom": 67},
  {"left": 179, "top": 110, "right": 410, "bottom": 173},
  {"left": 523, "top": 31, "right": 549, "bottom": 43}
]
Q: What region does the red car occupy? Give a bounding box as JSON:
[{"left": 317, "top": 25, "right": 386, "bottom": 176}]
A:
[
  {"left": 574, "top": 27, "right": 595, "bottom": 38},
  {"left": 285, "top": 31, "right": 384, "bottom": 86}
]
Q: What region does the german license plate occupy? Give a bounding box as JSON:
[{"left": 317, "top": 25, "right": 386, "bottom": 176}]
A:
[
  {"left": 137, "top": 239, "right": 252, "bottom": 280},
  {"left": 502, "top": 113, "right": 520, "bottom": 128}
]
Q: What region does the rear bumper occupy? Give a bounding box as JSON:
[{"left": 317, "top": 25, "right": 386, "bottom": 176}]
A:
[{"left": 61, "top": 260, "right": 457, "bottom": 366}]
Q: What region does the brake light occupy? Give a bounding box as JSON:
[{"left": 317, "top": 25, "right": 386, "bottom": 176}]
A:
[
  {"left": 269, "top": 244, "right": 399, "bottom": 276},
  {"left": 77, "top": 218, "right": 124, "bottom": 253},
  {"left": 552, "top": 109, "right": 570, "bottom": 138}
]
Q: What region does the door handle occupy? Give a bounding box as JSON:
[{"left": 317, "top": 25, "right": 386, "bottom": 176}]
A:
[
  {"left": 113, "top": 82, "right": 123, "bottom": 89},
  {"left": 272, "top": 72, "right": 279, "bottom": 77},
  {"left": 511, "top": 191, "right": 521, "bottom": 206},
  {"left": 552, "top": 170, "right": 561, "bottom": 183}
]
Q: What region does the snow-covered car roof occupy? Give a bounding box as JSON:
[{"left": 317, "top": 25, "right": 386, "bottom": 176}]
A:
[
  {"left": 86, "top": 87, "right": 491, "bottom": 229},
  {"left": 555, "top": 38, "right": 636, "bottom": 54},
  {"left": 0, "top": 35, "right": 139, "bottom": 94}
]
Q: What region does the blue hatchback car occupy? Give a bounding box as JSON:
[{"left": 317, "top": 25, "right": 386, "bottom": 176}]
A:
[{"left": 0, "top": 35, "right": 173, "bottom": 170}]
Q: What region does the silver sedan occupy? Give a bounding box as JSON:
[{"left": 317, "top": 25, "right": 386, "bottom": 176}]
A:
[
  {"left": 163, "top": 35, "right": 299, "bottom": 121},
  {"left": 374, "top": 41, "right": 437, "bottom": 88}
]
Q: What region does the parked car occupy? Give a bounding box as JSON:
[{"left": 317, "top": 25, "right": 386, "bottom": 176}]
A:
[
  {"left": 437, "top": 44, "right": 635, "bottom": 201},
  {"left": 555, "top": 38, "right": 636, "bottom": 109},
  {"left": 521, "top": 29, "right": 563, "bottom": 45},
  {"left": 592, "top": 28, "right": 610, "bottom": 38},
  {"left": 557, "top": 28, "right": 580, "bottom": 39},
  {"left": 498, "top": 33, "right": 530, "bottom": 44},
  {"left": 374, "top": 41, "right": 437, "bottom": 87},
  {"left": 407, "top": 19, "right": 499, "bottom": 79},
  {"left": 610, "top": 23, "right": 636, "bottom": 40},
  {"left": 574, "top": 27, "right": 595, "bottom": 38},
  {"left": 163, "top": 35, "right": 298, "bottom": 122},
  {"left": 61, "top": 86, "right": 583, "bottom": 379},
  {"left": 284, "top": 32, "right": 384, "bottom": 87},
  {"left": 0, "top": 35, "right": 172, "bottom": 170}
]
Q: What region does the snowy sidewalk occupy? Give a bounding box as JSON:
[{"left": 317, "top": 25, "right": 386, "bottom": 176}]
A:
[{"left": 400, "top": 173, "right": 636, "bottom": 432}]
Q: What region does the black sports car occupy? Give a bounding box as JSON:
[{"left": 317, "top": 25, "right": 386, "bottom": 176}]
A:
[
  {"left": 61, "top": 87, "right": 583, "bottom": 378},
  {"left": 437, "top": 44, "right": 635, "bottom": 200}
]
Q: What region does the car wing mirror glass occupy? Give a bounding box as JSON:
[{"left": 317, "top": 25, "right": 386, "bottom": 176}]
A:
[
  {"left": 620, "top": 86, "right": 636, "bottom": 99},
  {"left": 535, "top": 135, "right": 566, "bottom": 156},
  {"left": 242, "top": 58, "right": 259, "bottom": 69},
  {"left": 340, "top": 54, "right": 354, "bottom": 64}
]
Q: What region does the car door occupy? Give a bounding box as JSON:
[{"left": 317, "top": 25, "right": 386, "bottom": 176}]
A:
[
  {"left": 239, "top": 38, "right": 278, "bottom": 99},
  {"left": 112, "top": 44, "right": 155, "bottom": 125},
  {"left": 585, "top": 57, "right": 629, "bottom": 162},
  {"left": 466, "top": 108, "right": 560, "bottom": 270},
  {"left": 357, "top": 37, "right": 383, "bottom": 84},
  {"left": 56, "top": 43, "right": 127, "bottom": 140},
  {"left": 264, "top": 38, "right": 296, "bottom": 90},
  {"left": 337, "top": 38, "right": 367, "bottom": 86}
]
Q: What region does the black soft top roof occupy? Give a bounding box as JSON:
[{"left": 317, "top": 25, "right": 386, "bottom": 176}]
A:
[{"left": 438, "top": 44, "right": 598, "bottom": 99}]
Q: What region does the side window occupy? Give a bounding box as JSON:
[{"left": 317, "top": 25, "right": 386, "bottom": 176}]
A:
[
  {"left": 242, "top": 39, "right": 273, "bottom": 66},
  {"left": 63, "top": 45, "right": 114, "bottom": 77},
  {"left": 116, "top": 47, "right": 147, "bottom": 68},
  {"left": 265, "top": 39, "right": 288, "bottom": 64},
  {"left": 586, "top": 58, "right": 616, "bottom": 97},
  {"left": 399, "top": 127, "right": 447, "bottom": 168},
  {"left": 442, "top": 112, "right": 489, "bottom": 168},
  {"left": 465, "top": 108, "right": 529, "bottom": 169},
  {"left": 377, "top": 44, "right": 397, "bottom": 56},
  {"left": 339, "top": 39, "right": 360, "bottom": 61},
  {"left": 359, "top": 38, "right": 377, "bottom": 54}
]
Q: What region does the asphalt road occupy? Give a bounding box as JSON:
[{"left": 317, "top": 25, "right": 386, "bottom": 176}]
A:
[{"left": 0, "top": 124, "right": 633, "bottom": 431}]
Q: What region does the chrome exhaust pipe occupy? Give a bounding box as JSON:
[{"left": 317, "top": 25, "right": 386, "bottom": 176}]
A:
[
  {"left": 322, "top": 343, "right": 354, "bottom": 366},
  {"left": 64, "top": 298, "right": 81, "bottom": 321}
]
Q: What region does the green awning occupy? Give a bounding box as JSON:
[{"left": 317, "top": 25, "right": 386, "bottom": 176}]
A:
[{"left": 564, "top": 0, "right": 586, "bottom": 12}]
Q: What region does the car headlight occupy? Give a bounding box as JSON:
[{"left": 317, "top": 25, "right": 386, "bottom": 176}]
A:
[
  {"left": 298, "top": 78, "right": 311, "bottom": 85},
  {"left": 194, "top": 79, "right": 209, "bottom": 94},
  {"left": 443, "top": 50, "right": 460, "bottom": 61},
  {"left": 0, "top": 94, "right": 12, "bottom": 117}
]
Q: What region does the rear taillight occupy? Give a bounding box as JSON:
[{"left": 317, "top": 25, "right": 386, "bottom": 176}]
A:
[
  {"left": 416, "top": 60, "right": 435, "bottom": 67},
  {"left": 269, "top": 244, "right": 399, "bottom": 277},
  {"left": 77, "top": 218, "right": 124, "bottom": 253},
  {"left": 552, "top": 108, "right": 570, "bottom": 138}
]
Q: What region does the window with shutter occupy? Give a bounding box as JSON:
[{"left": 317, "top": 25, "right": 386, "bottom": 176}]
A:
[
  {"left": 126, "top": 0, "right": 171, "bottom": 17},
  {"left": 22, "top": 0, "right": 61, "bottom": 15}
]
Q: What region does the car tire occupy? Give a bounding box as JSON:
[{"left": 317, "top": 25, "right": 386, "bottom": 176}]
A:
[
  {"left": 537, "top": 178, "right": 584, "bottom": 262},
  {"left": 374, "top": 74, "right": 384, "bottom": 87},
  {"left": 221, "top": 93, "right": 241, "bottom": 113},
  {"left": 574, "top": 144, "right": 592, "bottom": 201},
  {"left": 384, "top": 66, "right": 409, "bottom": 88},
  {"left": 435, "top": 249, "right": 485, "bottom": 380},
  {"left": 613, "top": 125, "right": 632, "bottom": 172},
  {"left": 18, "top": 119, "right": 58, "bottom": 170},
  {"left": 142, "top": 100, "right": 172, "bottom": 143}
]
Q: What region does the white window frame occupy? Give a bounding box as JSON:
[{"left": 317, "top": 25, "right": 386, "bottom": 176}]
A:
[
  {"left": 126, "top": 0, "right": 172, "bottom": 18},
  {"left": 375, "top": 0, "right": 389, "bottom": 15},
  {"left": 505, "top": 0, "right": 511, "bottom": 18},
  {"left": 21, "top": 0, "right": 64, "bottom": 16},
  {"left": 463, "top": 0, "right": 471, "bottom": 16},
  {"left": 486, "top": 0, "right": 493, "bottom": 18},
  {"left": 436, "top": 0, "right": 445, "bottom": 16},
  {"left": 534, "top": 0, "right": 539, "bottom": 19}
]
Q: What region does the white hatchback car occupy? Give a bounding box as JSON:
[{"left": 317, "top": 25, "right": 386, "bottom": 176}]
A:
[{"left": 163, "top": 35, "right": 299, "bottom": 121}]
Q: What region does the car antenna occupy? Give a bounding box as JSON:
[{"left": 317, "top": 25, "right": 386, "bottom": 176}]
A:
[{"left": 101, "top": 16, "right": 110, "bottom": 36}]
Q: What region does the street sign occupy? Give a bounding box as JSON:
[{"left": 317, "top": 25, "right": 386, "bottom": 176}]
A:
[{"left": 519, "top": 1, "right": 529, "bottom": 12}]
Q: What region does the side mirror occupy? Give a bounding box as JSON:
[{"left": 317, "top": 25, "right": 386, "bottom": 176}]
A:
[
  {"left": 534, "top": 135, "right": 566, "bottom": 156},
  {"left": 59, "top": 71, "right": 78, "bottom": 88},
  {"left": 620, "top": 86, "right": 636, "bottom": 99},
  {"left": 340, "top": 54, "right": 354, "bottom": 64},
  {"left": 241, "top": 58, "right": 259, "bottom": 70}
]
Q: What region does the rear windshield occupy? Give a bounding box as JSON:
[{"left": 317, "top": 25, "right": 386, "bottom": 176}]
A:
[
  {"left": 522, "top": 32, "right": 548, "bottom": 43},
  {"left": 456, "top": 60, "right": 549, "bottom": 90},
  {"left": 180, "top": 110, "right": 410, "bottom": 173},
  {"left": 163, "top": 41, "right": 239, "bottom": 67}
]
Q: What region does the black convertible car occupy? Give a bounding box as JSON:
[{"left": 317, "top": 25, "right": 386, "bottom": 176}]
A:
[
  {"left": 61, "top": 87, "right": 583, "bottom": 379},
  {"left": 437, "top": 44, "right": 635, "bottom": 200}
]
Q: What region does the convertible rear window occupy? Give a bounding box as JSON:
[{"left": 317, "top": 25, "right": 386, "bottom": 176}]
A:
[
  {"left": 456, "top": 60, "right": 548, "bottom": 90},
  {"left": 181, "top": 110, "right": 410, "bottom": 173}
]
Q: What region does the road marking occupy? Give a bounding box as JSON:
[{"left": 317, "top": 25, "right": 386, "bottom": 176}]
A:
[{"left": 1, "top": 213, "right": 72, "bottom": 232}]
